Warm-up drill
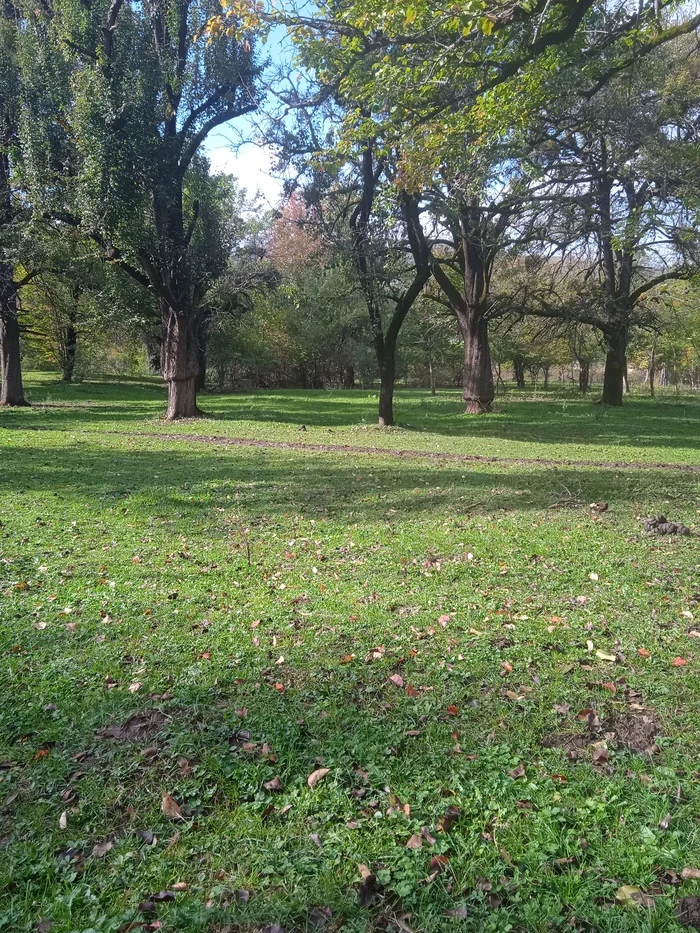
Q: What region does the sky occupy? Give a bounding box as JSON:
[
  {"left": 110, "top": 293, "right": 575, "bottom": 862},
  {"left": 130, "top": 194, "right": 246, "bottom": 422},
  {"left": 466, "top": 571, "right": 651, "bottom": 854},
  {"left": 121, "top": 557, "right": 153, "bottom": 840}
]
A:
[
  {"left": 204, "top": 25, "right": 292, "bottom": 209},
  {"left": 206, "top": 137, "right": 285, "bottom": 208}
]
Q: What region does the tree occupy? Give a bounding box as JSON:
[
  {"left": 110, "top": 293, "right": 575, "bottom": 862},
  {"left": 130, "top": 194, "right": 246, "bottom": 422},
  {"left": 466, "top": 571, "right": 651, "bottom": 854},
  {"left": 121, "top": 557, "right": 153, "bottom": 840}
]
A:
[
  {"left": 21, "top": 0, "right": 262, "bottom": 417},
  {"left": 523, "top": 44, "right": 700, "bottom": 404},
  {"left": 0, "top": 1, "right": 30, "bottom": 406}
]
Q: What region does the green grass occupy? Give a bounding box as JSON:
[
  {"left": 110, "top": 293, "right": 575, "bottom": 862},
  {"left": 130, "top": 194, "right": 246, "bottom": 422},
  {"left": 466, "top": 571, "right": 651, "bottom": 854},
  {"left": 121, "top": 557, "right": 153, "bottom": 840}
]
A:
[{"left": 1, "top": 373, "right": 699, "bottom": 932}]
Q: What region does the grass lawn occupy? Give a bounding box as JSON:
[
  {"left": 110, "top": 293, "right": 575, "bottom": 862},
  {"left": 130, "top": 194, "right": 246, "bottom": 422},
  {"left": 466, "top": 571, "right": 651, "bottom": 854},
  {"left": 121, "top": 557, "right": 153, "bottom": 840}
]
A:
[{"left": 1, "top": 373, "right": 700, "bottom": 932}]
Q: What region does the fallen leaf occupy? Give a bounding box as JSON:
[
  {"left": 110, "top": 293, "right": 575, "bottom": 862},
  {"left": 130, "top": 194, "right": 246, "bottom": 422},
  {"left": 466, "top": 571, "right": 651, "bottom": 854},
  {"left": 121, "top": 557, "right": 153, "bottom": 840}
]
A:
[
  {"left": 501, "top": 661, "right": 513, "bottom": 673},
  {"left": 128, "top": 682, "right": 142, "bottom": 694},
  {"left": 595, "top": 649, "right": 616, "bottom": 662},
  {"left": 672, "top": 657, "right": 688, "bottom": 667},
  {"left": 554, "top": 703, "right": 570, "bottom": 715},
  {"left": 307, "top": 768, "right": 330, "bottom": 789},
  {"left": 437, "top": 805, "right": 461, "bottom": 832},
  {"left": 615, "top": 884, "right": 654, "bottom": 908},
  {"left": 446, "top": 705, "right": 459, "bottom": 716},
  {"left": 406, "top": 833, "right": 422, "bottom": 849},
  {"left": 309, "top": 833, "right": 322, "bottom": 847},
  {"left": 508, "top": 763, "right": 526, "bottom": 779},
  {"left": 638, "top": 648, "right": 651, "bottom": 658},
  {"left": 592, "top": 745, "right": 610, "bottom": 765},
  {"left": 438, "top": 614, "right": 450, "bottom": 628},
  {"left": 59, "top": 810, "right": 68, "bottom": 829},
  {"left": 659, "top": 813, "right": 671, "bottom": 830},
  {"left": 161, "top": 793, "right": 184, "bottom": 820},
  {"left": 388, "top": 673, "right": 404, "bottom": 688},
  {"left": 264, "top": 776, "right": 284, "bottom": 792},
  {"left": 171, "top": 882, "right": 189, "bottom": 892},
  {"left": 600, "top": 681, "right": 617, "bottom": 693},
  {"left": 406, "top": 684, "right": 419, "bottom": 697},
  {"left": 681, "top": 868, "right": 700, "bottom": 880},
  {"left": 91, "top": 840, "right": 113, "bottom": 857},
  {"left": 151, "top": 891, "right": 175, "bottom": 903}
]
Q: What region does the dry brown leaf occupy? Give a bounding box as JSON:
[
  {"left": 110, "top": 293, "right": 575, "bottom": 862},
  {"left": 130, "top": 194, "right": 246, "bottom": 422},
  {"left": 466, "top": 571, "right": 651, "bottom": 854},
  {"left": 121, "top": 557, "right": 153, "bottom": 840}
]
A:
[
  {"left": 307, "top": 767, "right": 330, "bottom": 789},
  {"left": 161, "top": 792, "right": 184, "bottom": 820}
]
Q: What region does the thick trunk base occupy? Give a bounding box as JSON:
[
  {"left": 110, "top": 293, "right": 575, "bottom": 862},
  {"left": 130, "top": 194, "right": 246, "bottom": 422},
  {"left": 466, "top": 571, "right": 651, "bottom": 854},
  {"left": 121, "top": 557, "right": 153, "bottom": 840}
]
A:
[
  {"left": 166, "top": 377, "right": 199, "bottom": 420},
  {"left": 460, "top": 308, "right": 494, "bottom": 415},
  {"left": 378, "top": 380, "right": 394, "bottom": 426},
  {"left": 601, "top": 333, "right": 626, "bottom": 406},
  {"left": 0, "top": 304, "right": 28, "bottom": 407}
]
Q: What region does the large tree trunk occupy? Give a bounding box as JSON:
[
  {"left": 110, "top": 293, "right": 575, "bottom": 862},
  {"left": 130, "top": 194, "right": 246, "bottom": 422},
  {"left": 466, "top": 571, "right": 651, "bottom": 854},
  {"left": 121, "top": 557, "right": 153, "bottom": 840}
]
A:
[
  {"left": 512, "top": 355, "right": 526, "bottom": 389},
  {"left": 458, "top": 306, "right": 494, "bottom": 414},
  {"left": 0, "top": 270, "right": 28, "bottom": 407},
  {"left": 161, "top": 301, "right": 200, "bottom": 419},
  {"left": 601, "top": 328, "right": 627, "bottom": 406}
]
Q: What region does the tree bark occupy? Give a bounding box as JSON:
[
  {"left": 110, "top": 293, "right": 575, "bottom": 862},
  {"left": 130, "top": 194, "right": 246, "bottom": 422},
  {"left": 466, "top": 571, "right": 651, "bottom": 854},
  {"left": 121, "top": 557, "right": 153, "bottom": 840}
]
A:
[
  {"left": 428, "top": 353, "right": 436, "bottom": 395},
  {"left": 62, "top": 312, "right": 77, "bottom": 382},
  {"left": 649, "top": 338, "right": 656, "bottom": 398},
  {"left": 579, "top": 361, "right": 590, "bottom": 393},
  {"left": 601, "top": 328, "right": 627, "bottom": 406},
  {"left": 0, "top": 269, "right": 28, "bottom": 407},
  {"left": 458, "top": 307, "right": 494, "bottom": 413},
  {"left": 341, "top": 364, "right": 355, "bottom": 389},
  {"left": 378, "top": 353, "right": 395, "bottom": 427},
  {"left": 161, "top": 300, "right": 200, "bottom": 419},
  {"left": 512, "top": 355, "right": 526, "bottom": 389}
]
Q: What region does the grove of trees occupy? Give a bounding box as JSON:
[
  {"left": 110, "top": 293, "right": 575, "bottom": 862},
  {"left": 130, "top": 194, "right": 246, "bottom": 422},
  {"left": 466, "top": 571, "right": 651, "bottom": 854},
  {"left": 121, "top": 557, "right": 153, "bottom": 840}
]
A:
[{"left": 1, "top": 0, "right": 700, "bottom": 422}]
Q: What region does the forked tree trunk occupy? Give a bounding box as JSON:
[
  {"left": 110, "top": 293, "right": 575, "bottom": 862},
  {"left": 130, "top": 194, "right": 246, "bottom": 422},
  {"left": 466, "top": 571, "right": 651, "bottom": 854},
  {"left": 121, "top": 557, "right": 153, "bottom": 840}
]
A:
[
  {"left": 601, "top": 328, "right": 626, "bottom": 406},
  {"left": 161, "top": 301, "right": 200, "bottom": 419},
  {"left": 459, "top": 307, "right": 494, "bottom": 414},
  {"left": 0, "top": 272, "right": 28, "bottom": 407}
]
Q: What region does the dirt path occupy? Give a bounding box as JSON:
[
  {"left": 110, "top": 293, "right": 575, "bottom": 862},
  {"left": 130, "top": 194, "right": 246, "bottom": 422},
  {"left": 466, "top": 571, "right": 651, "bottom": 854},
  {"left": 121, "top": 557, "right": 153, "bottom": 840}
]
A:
[{"left": 112, "top": 429, "right": 700, "bottom": 474}]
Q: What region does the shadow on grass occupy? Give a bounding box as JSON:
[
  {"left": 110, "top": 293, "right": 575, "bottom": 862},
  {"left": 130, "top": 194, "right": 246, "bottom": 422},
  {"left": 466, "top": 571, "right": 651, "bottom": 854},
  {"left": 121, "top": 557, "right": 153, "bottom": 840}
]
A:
[
  {"left": 1, "top": 434, "right": 694, "bottom": 521},
  {"left": 7, "top": 376, "right": 700, "bottom": 453}
]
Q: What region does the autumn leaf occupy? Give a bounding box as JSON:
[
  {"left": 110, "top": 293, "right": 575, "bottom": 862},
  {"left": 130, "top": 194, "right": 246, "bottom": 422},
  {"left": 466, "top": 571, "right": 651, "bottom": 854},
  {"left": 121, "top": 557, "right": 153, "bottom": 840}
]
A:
[
  {"left": 595, "top": 649, "right": 616, "bottom": 662},
  {"left": 600, "top": 681, "right": 617, "bottom": 693},
  {"left": 508, "top": 763, "right": 526, "bottom": 779},
  {"left": 307, "top": 767, "right": 330, "bottom": 788},
  {"left": 264, "top": 776, "right": 284, "bottom": 792},
  {"left": 615, "top": 885, "right": 654, "bottom": 908},
  {"left": 438, "top": 614, "right": 450, "bottom": 628},
  {"left": 406, "top": 833, "right": 423, "bottom": 849},
  {"left": 129, "top": 682, "right": 142, "bottom": 693},
  {"left": 672, "top": 657, "right": 688, "bottom": 667},
  {"left": 446, "top": 705, "right": 459, "bottom": 716},
  {"left": 637, "top": 648, "right": 651, "bottom": 658},
  {"left": 388, "top": 673, "right": 404, "bottom": 688},
  {"left": 437, "top": 805, "right": 461, "bottom": 832},
  {"left": 161, "top": 792, "right": 184, "bottom": 820},
  {"left": 59, "top": 810, "right": 68, "bottom": 829},
  {"left": 681, "top": 868, "right": 700, "bottom": 880},
  {"left": 92, "top": 839, "right": 113, "bottom": 857}
]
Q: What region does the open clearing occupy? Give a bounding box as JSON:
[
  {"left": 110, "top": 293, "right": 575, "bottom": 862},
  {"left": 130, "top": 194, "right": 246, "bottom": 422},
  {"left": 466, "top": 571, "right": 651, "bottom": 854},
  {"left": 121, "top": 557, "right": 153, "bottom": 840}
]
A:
[{"left": 1, "top": 376, "right": 700, "bottom": 932}]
